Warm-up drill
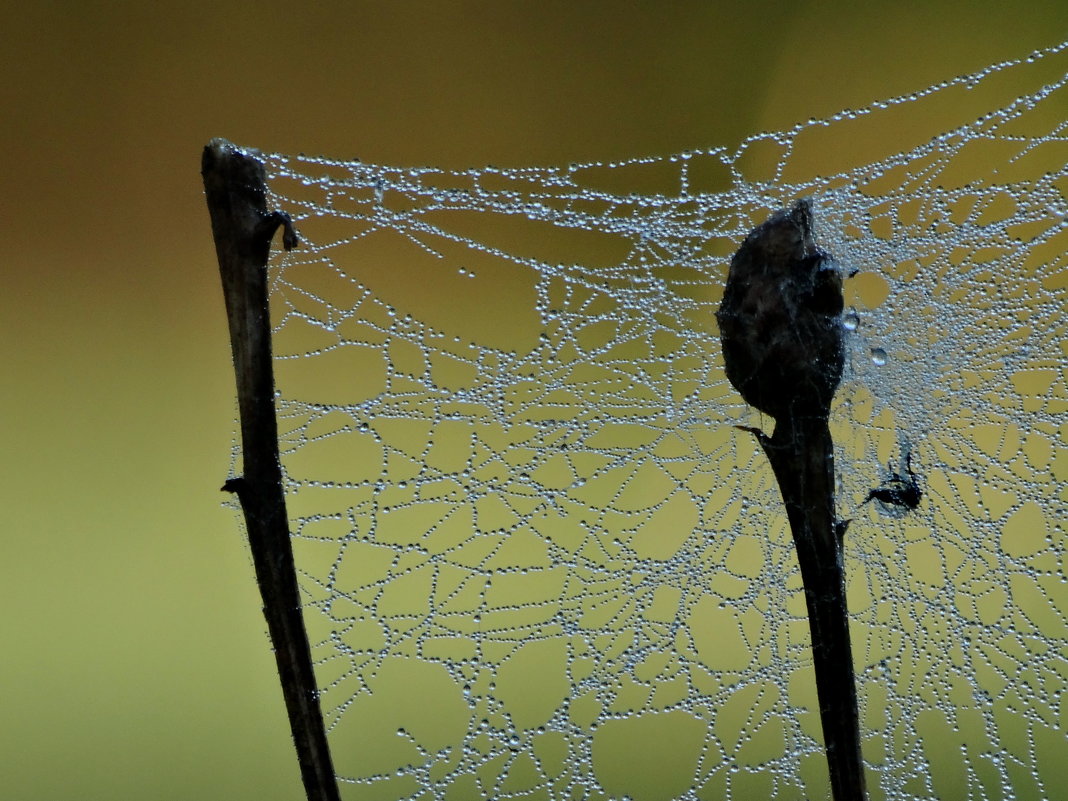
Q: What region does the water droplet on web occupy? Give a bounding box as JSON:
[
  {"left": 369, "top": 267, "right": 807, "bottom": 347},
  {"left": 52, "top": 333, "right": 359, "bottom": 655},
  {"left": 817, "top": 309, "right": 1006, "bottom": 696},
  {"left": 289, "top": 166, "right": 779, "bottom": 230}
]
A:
[{"left": 254, "top": 40, "right": 1068, "bottom": 799}]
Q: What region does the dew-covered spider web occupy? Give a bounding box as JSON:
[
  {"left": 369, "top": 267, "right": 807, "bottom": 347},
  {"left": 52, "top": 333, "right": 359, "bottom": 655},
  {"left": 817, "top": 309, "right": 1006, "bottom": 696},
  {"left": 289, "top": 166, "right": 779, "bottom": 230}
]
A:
[{"left": 236, "top": 39, "right": 1067, "bottom": 801}]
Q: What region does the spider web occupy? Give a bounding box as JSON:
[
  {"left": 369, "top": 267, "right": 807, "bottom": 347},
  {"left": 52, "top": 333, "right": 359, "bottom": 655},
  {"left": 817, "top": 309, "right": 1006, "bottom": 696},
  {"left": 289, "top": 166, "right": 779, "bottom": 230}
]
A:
[{"left": 239, "top": 39, "right": 1067, "bottom": 801}]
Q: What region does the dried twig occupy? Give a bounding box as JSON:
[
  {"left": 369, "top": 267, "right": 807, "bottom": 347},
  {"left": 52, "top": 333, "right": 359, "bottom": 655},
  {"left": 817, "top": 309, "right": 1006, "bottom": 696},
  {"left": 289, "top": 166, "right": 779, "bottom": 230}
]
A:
[{"left": 203, "top": 138, "right": 340, "bottom": 801}]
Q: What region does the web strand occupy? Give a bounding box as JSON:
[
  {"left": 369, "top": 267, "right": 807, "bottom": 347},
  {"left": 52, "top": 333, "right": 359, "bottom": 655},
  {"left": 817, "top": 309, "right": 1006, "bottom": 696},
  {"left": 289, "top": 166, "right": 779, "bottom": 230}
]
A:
[{"left": 235, "top": 39, "right": 1068, "bottom": 801}]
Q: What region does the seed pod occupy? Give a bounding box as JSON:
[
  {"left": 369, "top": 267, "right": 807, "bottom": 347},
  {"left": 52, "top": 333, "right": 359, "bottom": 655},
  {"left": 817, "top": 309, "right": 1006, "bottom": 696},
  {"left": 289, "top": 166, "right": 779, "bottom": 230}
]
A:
[{"left": 716, "top": 199, "right": 845, "bottom": 420}]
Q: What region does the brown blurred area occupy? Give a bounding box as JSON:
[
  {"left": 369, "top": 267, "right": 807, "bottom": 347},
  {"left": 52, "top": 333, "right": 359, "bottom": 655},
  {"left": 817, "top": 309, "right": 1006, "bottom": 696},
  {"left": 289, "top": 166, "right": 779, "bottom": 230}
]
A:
[{"left": 1, "top": 2, "right": 1064, "bottom": 799}]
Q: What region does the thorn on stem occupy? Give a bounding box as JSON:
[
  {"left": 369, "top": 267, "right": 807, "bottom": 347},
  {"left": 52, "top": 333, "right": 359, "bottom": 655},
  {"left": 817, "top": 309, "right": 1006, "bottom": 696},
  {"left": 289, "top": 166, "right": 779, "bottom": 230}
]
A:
[
  {"left": 221, "top": 476, "right": 246, "bottom": 494},
  {"left": 735, "top": 425, "right": 770, "bottom": 447},
  {"left": 836, "top": 519, "right": 851, "bottom": 541},
  {"left": 255, "top": 210, "right": 300, "bottom": 252}
]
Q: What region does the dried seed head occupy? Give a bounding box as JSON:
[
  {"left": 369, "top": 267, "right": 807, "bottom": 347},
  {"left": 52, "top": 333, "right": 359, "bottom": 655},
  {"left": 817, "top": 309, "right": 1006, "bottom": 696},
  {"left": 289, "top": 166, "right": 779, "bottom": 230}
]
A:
[{"left": 716, "top": 199, "right": 845, "bottom": 420}]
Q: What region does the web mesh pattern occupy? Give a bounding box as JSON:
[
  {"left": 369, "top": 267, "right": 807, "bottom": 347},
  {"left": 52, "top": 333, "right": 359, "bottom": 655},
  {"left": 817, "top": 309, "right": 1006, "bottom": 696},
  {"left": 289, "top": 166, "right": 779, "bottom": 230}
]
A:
[{"left": 243, "top": 40, "right": 1067, "bottom": 801}]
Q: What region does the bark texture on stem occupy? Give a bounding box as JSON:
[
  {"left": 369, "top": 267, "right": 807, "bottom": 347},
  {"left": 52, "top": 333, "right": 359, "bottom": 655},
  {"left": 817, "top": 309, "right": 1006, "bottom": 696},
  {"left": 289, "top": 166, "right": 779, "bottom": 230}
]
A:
[{"left": 203, "top": 138, "right": 340, "bottom": 801}]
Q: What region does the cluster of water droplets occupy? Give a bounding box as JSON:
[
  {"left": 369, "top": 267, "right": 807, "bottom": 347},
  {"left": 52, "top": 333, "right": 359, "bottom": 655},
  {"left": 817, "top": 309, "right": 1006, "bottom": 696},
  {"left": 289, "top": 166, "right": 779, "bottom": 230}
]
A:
[{"left": 240, "top": 39, "right": 1066, "bottom": 801}]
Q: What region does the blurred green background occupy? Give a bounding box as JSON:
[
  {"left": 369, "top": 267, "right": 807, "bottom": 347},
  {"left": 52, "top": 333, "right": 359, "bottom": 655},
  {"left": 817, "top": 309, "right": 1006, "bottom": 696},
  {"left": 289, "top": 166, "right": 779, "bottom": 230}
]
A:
[{"left": 2, "top": 2, "right": 1065, "bottom": 799}]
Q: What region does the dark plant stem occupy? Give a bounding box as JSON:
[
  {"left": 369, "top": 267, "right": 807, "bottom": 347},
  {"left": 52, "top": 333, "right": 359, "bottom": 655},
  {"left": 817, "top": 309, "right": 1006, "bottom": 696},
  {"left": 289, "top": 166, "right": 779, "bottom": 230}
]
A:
[
  {"left": 744, "top": 417, "right": 866, "bottom": 801},
  {"left": 203, "top": 138, "right": 341, "bottom": 801},
  {"left": 717, "top": 200, "right": 866, "bottom": 800}
]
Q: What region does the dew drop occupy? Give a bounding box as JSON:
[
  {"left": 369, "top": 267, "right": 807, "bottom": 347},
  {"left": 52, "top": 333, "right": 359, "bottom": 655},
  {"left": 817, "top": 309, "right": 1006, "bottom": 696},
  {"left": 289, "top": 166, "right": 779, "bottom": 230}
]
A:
[
  {"left": 870, "top": 348, "right": 888, "bottom": 365},
  {"left": 843, "top": 312, "right": 860, "bottom": 331}
]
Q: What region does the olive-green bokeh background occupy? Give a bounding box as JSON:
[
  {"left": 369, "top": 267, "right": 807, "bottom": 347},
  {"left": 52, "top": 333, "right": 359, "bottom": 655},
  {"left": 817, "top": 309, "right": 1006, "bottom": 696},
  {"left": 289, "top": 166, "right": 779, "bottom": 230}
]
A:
[{"left": 2, "top": 3, "right": 1064, "bottom": 799}]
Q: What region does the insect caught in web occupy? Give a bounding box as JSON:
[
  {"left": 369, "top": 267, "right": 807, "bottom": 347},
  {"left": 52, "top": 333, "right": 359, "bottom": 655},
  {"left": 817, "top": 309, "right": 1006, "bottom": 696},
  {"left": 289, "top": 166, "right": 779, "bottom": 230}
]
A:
[{"left": 864, "top": 450, "right": 922, "bottom": 512}]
